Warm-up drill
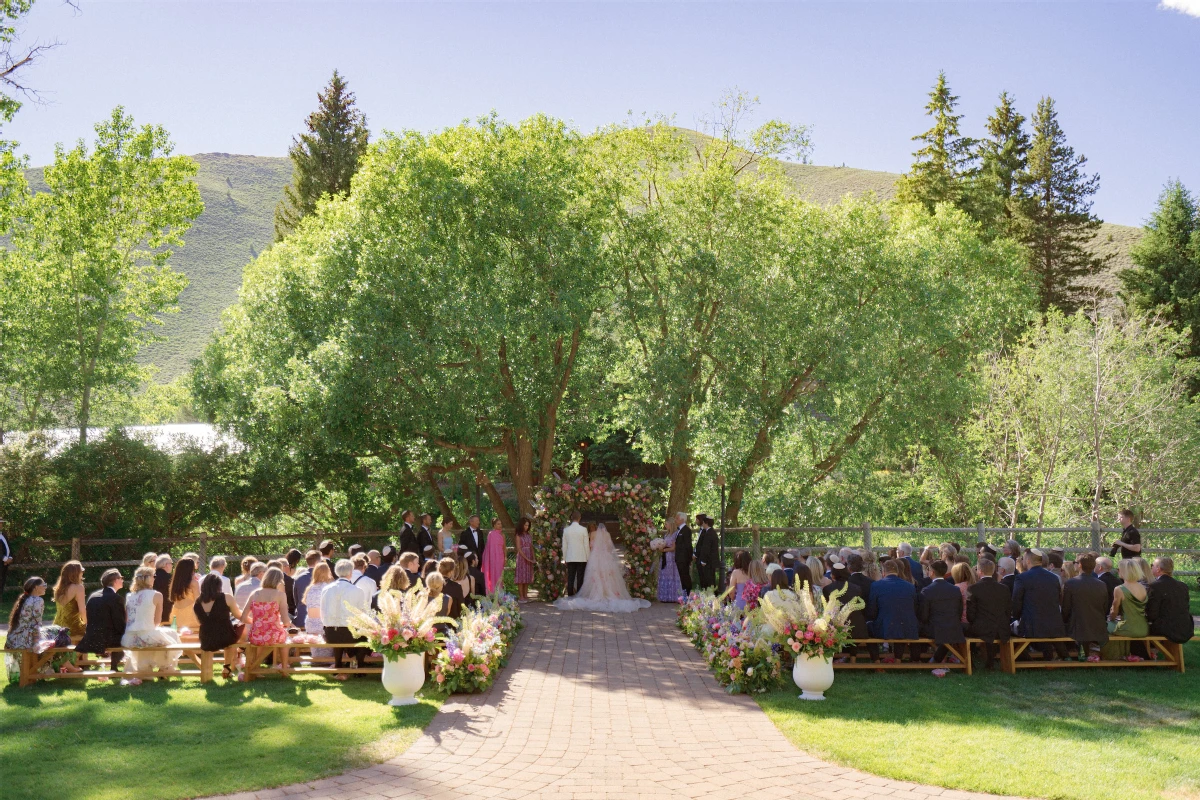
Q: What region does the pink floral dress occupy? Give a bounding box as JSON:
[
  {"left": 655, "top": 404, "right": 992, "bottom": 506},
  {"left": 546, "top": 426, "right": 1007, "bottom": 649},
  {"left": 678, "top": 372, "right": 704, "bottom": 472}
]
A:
[
  {"left": 247, "top": 601, "right": 288, "bottom": 645},
  {"left": 515, "top": 532, "right": 535, "bottom": 585}
]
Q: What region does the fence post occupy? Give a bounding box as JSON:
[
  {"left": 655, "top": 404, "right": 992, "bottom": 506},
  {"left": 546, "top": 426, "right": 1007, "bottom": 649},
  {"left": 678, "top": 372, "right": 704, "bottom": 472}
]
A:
[
  {"left": 752, "top": 525, "right": 761, "bottom": 559},
  {"left": 70, "top": 537, "right": 81, "bottom": 562},
  {"left": 198, "top": 529, "right": 208, "bottom": 568},
  {"left": 1090, "top": 518, "right": 1101, "bottom": 552},
  {"left": 976, "top": 521, "right": 986, "bottom": 544},
  {"left": 862, "top": 520, "right": 872, "bottom": 551}
]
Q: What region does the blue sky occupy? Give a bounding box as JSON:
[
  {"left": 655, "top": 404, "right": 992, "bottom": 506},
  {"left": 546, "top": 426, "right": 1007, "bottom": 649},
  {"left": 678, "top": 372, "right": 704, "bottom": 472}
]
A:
[{"left": 5, "top": 0, "right": 1198, "bottom": 226}]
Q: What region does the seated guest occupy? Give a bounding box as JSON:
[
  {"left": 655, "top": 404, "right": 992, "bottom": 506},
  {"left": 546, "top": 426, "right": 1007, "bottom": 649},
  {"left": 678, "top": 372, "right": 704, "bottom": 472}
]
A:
[
  {"left": 6, "top": 577, "right": 82, "bottom": 679},
  {"left": 438, "top": 557, "right": 465, "bottom": 618},
  {"left": 421, "top": 559, "right": 439, "bottom": 582},
  {"left": 245, "top": 567, "right": 291, "bottom": 647},
  {"left": 966, "top": 559, "right": 1010, "bottom": 670},
  {"left": 724, "top": 550, "right": 751, "bottom": 606},
  {"left": 465, "top": 551, "right": 487, "bottom": 602},
  {"left": 867, "top": 559, "right": 920, "bottom": 661},
  {"left": 893, "top": 556, "right": 916, "bottom": 586},
  {"left": 364, "top": 550, "right": 385, "bottom": 584},
  {"left": 1100, "top": 559, "right": 1150, "bottom": 660},
  {"left": 1062, "top": 561, "right": 1080, "bottom": 581},
  {"left": 320, "top": 559, "right": 369, "bottom": 680},
  {"left": 805, "top": 556, "right": 828, "bottom": 589},
  {"left": 1095, "top": 556, "right": 1120, "bottom": 607},
  {"left": 141, "top": 552, "right": 158, "bottom": 568},
  {"left": 1061, "top": 552, "right": 1109, "bottom": 660},
  {"left": 194, "top": 573, "right": 246, "bottom": 679},
  {"left": 235, "top": 562, "right": 267, "bottom": 608},
  {"left": 1002, "top": 539, "right": 1022, "bottom": 562},
  {"left": 950, "top": 562, "right": 974, "bottom": 624},
  {"left": 52, "top": 560, "right": 88, "bottom": 638},
  {"left": 824, "top": 562, "right": 873, "bottom": 662},
  {"left": 347, "top": 543, "right": 364, "bottom": 558},
  {"left": 318, "top": 539, "right": 336, "bottom": 572},
  {"left": 281, "top": 550, "right": 302, "bottom": 619},
  {"left": 1133, "top": 557, "right": 1152, "bottom": 588},
  {"left": 848, "top": 554, "right": 874, "bottom": 598},
  {"left": 235, "top": 556, "right": 258, "bottom": 589},
  {"left": 742, "top": 558, "right": 770, "bottom": 611},
  {"left": 372, "top": 564, "right": 410, "bottom": 611},
  {"left": 399, "top": 552, "right": 421, "bottom": 587},
  {"left": 763, "top": 569, "right": 792, "bottom": 605},
  {"left": 350, "top": 553, "right": 378, "bottom": 596},
  {"left": 1047, "top": 549, "right": 1065, "bottom": 581},
  {"left": 1146, "top": 557, "right": 1194, "bottom": 644},
  {"left": 168, "top": 555, "right": 203, "bottom": 636},
  {"left": 76, "top": 569, "right": 128, "bottom": 673},
  {"left": 153, "top": 554, "right": 174, "bottom": 624},
  {"left": 780, "top": 552, "right": 796, "bottom": 586},
  {"left": 997, "top": 556, "right": 1017, "bottom": 594},
  {"left": 121, "top": 566, "right": 183, "bottom": 684},
  {"left": 792, "top": 561, "right": 816, "bottom": 603},
  {"left": 1012, "top": 549, "right": 1069, "bottom": 661},
  {"left": 425, "top": 573, "right": 453, "bottom": 633},
  {"left": 303, "top": 563, "right": 334, "bottom": 660},
  {"left": 209, "top": 556, "right": 234, "bottom": 595},
  {"left": 292, "top": 550, "right": 321, "bottom": 628},
  {"left": 919, "top": 560, "right": 965, "bottom": 663}
]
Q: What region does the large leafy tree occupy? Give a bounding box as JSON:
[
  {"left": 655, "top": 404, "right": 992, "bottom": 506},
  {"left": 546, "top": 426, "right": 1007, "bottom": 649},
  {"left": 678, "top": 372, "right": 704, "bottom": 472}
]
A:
[
  {"left": 895, "top": 71, "right": 979, "bottom": 215},
  {"left": 11, "top": 107, "right": 203, "bottom": 443},
  {"left": 196, "top": 114, "right": 613, "bottom": 521},
  {"left": 273, "top": 70, "right": 369, "bottom": 241},
  {"left": 1014, "top": 97, "right": 1104, "bottom": 313}
]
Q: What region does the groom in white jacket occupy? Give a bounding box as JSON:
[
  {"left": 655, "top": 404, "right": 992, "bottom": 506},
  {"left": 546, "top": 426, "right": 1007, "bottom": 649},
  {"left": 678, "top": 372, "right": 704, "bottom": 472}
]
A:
[{"left": 562, "top": 510, "right": 590, "bottom": 596}]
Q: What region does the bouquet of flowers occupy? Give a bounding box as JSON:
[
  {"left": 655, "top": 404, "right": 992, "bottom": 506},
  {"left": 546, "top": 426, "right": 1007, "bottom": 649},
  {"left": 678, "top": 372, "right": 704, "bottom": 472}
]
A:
[
  {"left": 346, "top": 585, "right": 455, "bottom": 660},
  {"left": 473, "top": 592, "right": 524, "bottom": 647},
  {"left": 431, "top": 607, "right": 507, "bottom": 693},
  {"left": 757, "top": 584, "right": 864, "bottom": 662},
  {"left": 649, "top": 538, "right": 665, "bottom": 551},
  {"left": 700, "top": 603, "right": 782, "bottom": 694},
  {"left": 677, "top": 590, "right": 721, "bottom": 646}
]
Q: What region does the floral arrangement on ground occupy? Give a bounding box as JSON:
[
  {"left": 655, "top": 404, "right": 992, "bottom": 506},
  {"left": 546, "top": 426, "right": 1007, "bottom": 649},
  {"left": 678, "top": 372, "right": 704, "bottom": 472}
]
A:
[
  {"left": 530, "top": 478, "right": 662, "bottom": 601},
  {"left": 348, "top": 584, "right": 452, "bottom": 659},
  {"left": 431, "top": 592, "right": 524, "bottom": 694}
]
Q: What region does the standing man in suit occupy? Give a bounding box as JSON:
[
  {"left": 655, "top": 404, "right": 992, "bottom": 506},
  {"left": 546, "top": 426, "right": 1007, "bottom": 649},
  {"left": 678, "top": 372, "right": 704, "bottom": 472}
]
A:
[
  {"left": 1146, "top": 557, "right": 1194, "bottom": 644},
  {"left": 694, "top": 514, "right": 720, "bottom": 590},
  {"left": 1012, "top": 548, "right": 1069, "bottom": 660},
  {"left": 75, "top": 569, "right": 127, "bottom": 671},
  {"left": 459, "top": 515, "right": 485, "bottom": 563},
  {"left": 398, "top": 510, "right": 419, "bottom": 557},
  {"left": 919, "top": 560, "right": 965, "bottom": 663},
  {"left": 866, "top": 559, "right": 921, "bottom": 662},
  {"left": 967, "top": 558, "right": 1011, "bottom": 670},
  {"left": 1061, "top": 552, "right": 1109, "bottom": 659},
  {"left": 671, "top": 512, "right": 694, "bottom": 594},
  {"left": 417, "top": 514, "right": 436, "bottom": 567},
  {"left": 562, "top": 511, "right": 589, "bottom": 596},
  {"left": 0, "top": 516, "right": 12, "bottom": 600},
  {"left": 1095, "top": 555, "right": 1121, "bottom": 608}
]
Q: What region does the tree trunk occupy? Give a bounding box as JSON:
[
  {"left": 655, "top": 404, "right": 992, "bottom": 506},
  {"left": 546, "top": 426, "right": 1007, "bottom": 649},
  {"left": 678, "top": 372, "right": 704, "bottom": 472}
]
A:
[
  {"left": 665, "top": 456, "right": 696, "bottom": 518},
  {"left": 79, "top": 383, "right": 91, "bottom": 446},
  {"left": 425, "top": 466, "right": 459, "bottom": 528},
  {"left": 473, "top": 466, "right": 514, "bottom": 529},
  {"left": 725, "top": 424, "right": 774, "bottom": 527},
  {"left": 504, "top": 429, "right": 537, "bottom": 522}
]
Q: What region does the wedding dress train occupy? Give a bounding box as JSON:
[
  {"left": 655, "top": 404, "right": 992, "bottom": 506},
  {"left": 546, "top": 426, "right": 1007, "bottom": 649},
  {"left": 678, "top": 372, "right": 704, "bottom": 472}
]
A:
[{"left": 553, "top": 524, "right": 651, "bottom": 613}]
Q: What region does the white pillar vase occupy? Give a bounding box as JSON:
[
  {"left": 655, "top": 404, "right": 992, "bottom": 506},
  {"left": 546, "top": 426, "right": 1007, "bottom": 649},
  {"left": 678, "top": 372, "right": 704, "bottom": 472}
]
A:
[
  {"left": 792, "top": 652, "right": 835, "bottom": 701},
  {"left": 381, "top": 652, "right": 426, "bottom": 706}
]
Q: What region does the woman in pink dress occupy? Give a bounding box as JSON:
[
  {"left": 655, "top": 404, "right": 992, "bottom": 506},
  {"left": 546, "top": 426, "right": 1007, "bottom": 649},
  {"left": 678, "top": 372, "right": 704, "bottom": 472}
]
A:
[
  {"left": 245, "top": 567, "right": 291, "bottom": 646},
  {"left": 482, "top": 518, "right": 507, "bottom": 595},
  {"left": 513, "top": 517, "right": 534, "bottom": 601}
]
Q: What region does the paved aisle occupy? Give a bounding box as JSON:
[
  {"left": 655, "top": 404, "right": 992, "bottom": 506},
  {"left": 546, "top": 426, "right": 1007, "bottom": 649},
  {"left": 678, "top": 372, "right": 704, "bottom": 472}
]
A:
[{"left": 213, "top": 604, "right": 1021, "bottom": 800}]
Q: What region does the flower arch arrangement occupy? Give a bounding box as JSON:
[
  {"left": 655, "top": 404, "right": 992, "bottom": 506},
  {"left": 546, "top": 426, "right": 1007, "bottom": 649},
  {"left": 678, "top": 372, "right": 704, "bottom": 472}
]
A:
[{"left": 531, "top": 478, "right": 663, "bottom": 602}]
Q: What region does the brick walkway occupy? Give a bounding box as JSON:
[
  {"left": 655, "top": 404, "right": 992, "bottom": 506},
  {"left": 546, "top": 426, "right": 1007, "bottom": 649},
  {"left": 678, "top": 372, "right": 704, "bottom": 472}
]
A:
[{"left": 212, "top": 603, "right": 1022, "bottom": 800}]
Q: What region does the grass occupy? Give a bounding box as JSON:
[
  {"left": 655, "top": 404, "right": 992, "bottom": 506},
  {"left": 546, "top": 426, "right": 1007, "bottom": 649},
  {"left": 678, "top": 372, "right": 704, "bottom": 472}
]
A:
[
  {"left": 0, "top": 663, "right": 440, "bottom": 800},
  {"left": 758, "top": 637, "right": 1200, "bottom": 800}
]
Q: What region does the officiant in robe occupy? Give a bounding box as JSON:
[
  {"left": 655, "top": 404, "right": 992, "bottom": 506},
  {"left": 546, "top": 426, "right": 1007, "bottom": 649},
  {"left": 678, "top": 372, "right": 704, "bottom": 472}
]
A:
[{"left": 694, "top": 514, "right": 720, "bottom": 590}]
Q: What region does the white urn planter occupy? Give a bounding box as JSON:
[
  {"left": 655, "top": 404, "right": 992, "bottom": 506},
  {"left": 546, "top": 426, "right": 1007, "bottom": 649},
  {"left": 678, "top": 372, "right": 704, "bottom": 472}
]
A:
[
  {"left": 792, "top": 653, "right": 835, "bottom": 701},
  {"left": 381, "top": 653, "right": 425, "bottom": 706}
]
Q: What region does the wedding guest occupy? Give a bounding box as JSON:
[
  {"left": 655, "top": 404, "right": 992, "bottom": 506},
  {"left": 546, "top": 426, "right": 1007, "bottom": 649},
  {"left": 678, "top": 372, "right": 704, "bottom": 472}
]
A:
[
  {"left": 514, "top": 517, "right": 535, "bottom": 601},
  {"left": 398, "top": 509, "right": 419, "bottom": 556},
  {"left": 347, "top": 544, "right": 364, "bottom": 559},
  {"left": 897, "top": 542, "right": 922, "bottom": 582},
  {"left": 1061, "top": 552, "right": 1109, "bottom": 660},
  {"left": 655, "top": 517, "right": 684, "bottom": 604},
  {"left": 141, "top": 552, "right": 158, "bottom": 568},
  {"left": 1108, "top": 508, "right": 1142, "bottom": 560},
  {"left": 919, "top": 560, "right": 965, "bottom": 663},
  {"left": 1062, "top": 561, "right": 1081, "bottom": 581},
  {"left": 235, "top": 556, "right": 258, "bottom": 589},
  {"left": 1133, "top": 557, "right": 1152, "bottom": 587},
  {"left": 867, "top": 560, "right": 920, "bottom": 661},
  {"left": 6, "top": 577, "right": 68, "bottom": 681},
  {"left": 482, "top": 518, "right": 506, "bottom": 595},
  {"left": 292, "top": 550, "right": 321, "bottom": 628},
  {"left": 1047, "top": 549, "right": 1065, "bottom": 580},
  {"left": 966, "top": 559, "right": 1010, "bottom": 670},
  {"left": 194, "top": 573, "right": 245, "bottom": 679},
  {"left": 235, "top": 562, "right": 267, "bottom": 608},
  {"left": 321, "top": 560, "right": 369, "bottom": 680},
  {"left": 894, "top": 556, "right": 916, "bottom": 585},
  {"left": 742, "top": 559, "right": 769, "bottom": 611},
  {"left": 168, "top": 556, "right": 203, "bottom": 636},
  {"left": 1095, "top": 555, "right": 1121, "bottom": 608},
  {"left": 350, "top": 553, "right": 378, "bottom": 596},
  {"left": 364, "top": 550, "right": 385, "bottom": 585},
  {"left": 950, "top": 561, "right": 974, "bottom": 623},
  {"left": 76, "top": 569, "right": 127, "bottom": 673},
  {"left": 1002, "top": 539, "right": 1022, "bottom": 562},
  {"left": 318, "top": 540, "right": 335, "bottom": 572},
  {"left": 459, "top": 514, "right": 486, "bottom": 563},
  {"left": 793, "top": 561, "right": 816, "bottom": 602},
  {"left": 245, "top": 567, "right": 291, "bottom": 647},
  {"left": 421, "top": 559, "right": 439, "bottom": 582},
  {"left": 121, "top": 566, "right": 182, "bottom": 684},
  {"left": 438, "top": 558, "right": 465, "bottom": 618},
  {"left": 671, "top": 512, "right": 694, "bottom": 595},
  {"left": 52, "top": 560, "right": 87, "bottom": 638},
  {"left": 805, "top": 556, "right": 828, "bottom": 588},
  {"left": 725, "top": 550, "right": 751, "bottom": 607},
  {"left": 439, "top": 519, "right": 457, "bottom": 558},
  {"left": 1146, "top": 557, "right": 1194, "bottom": 644},
  {"left": 153, "top": 554, "right": 175, "bottom": 624},
  {"left": 208, "top": 556, "right": 234, "bottom": 595},
  {"left": 780, "top": 552, "right": 797, "bottom": 587},
  {"left": 425, "top": 573, "right": 453, "bottom": 627},
  {"left": 282, "top": 549, "right": 301, "bottom": 617},
  {"left": 0, "top": 517, "right": 10, "bottom": 600},
  {"left": 303, "top": 563, "right": 334, "bottom": 660},
  {"left": 417, "top": 514, "right": 436, "bottom": 566},
  {"left": 824, "top": 562, "right": 873, "bottom": 661},
  {"left": 399, "top": 552, "right": 421, "bottom": 587},
  {"left": 848, "top": 553, "right": 874, "bottom": 598},
  {"left": 997, "top": 557, "right": 1017, "bottom": 594},
  {"left": 1101, "top": 560, "right": 1150, "bottom": 660},
  {"left": 456, "top": 553, "right": 480, "bottom": 603},
  {"left": 695, "top": 515, "right": 720, "bottom": 590},
  {"left": 1012, "top": 549, "right": 1069, "bottom": 661},
  {"left": 372, "top": 565, "right": 410, "bottom": 611}
]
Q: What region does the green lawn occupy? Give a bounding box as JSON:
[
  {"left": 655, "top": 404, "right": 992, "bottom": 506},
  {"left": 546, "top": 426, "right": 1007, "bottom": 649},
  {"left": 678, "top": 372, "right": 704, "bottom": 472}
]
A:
[
  {"left": 759, "top": 638, "right": 1200, "bottom": 800},
  {"left": 0, "top": 669, "right": 440, "bottom": 800}
]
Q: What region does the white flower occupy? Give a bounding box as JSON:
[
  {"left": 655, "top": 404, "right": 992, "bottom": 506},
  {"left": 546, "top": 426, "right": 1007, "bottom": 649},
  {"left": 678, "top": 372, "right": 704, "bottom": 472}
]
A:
[{"left": 746, "top": 667, "right": 754, "bottom": 675}]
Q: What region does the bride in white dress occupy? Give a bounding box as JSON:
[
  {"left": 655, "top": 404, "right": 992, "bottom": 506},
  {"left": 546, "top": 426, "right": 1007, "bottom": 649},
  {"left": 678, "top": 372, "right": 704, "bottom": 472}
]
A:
[{"left": 553, "top": 523, "right": 651, "bottom": 612}]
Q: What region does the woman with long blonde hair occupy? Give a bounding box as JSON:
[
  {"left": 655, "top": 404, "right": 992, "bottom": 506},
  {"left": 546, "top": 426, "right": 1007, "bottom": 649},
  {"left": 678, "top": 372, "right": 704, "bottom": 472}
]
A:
[{"left": 120, "top": 566, "right": 182, "bottom": 683}]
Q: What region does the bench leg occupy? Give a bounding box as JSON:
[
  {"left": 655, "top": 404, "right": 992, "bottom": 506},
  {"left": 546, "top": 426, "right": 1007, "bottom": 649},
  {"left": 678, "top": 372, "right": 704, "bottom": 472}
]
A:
[
  {"left": 200, "top": 651, "right": 213, "bottom": 683},
  {"left": 1000, "top": 641, "right": 1015, "bottom": 674},
  {"left": 1167, "top": 641, "right": 1184, "bottom": 674},
  {"left": 965, "top": 642, "right": 973, "bottom": 676}
]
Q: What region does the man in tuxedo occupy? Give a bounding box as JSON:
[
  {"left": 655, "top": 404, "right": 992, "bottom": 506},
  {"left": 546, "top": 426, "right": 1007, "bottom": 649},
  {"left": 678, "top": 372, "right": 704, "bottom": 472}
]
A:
[
  {"left": 693, "top": 514, "right": 720, "bottom": 590},
  {"left": 847, "top": 553, "right": 874, "bottom": 597},
  {"left": 1012, "top": 548, "right": 1069, "bottom": 660},
  {"left": 398, "top": 510, "right": 419, "bottom": 556},
  {"left": 1146, "top": 557, "right": 1194, "bottom": 644},
  {"left": 1108, "top": 508, "right": 1142, "bottom": 561},
  {"left": 75, "top": 569, "right": 127, "bottom": 671},
  {"left": 919, "top": 560, "right": 965, "bottom": 663},
  {"left": 997, "top": 557, "right": 1017, "bottom": 594},
  {"left": 1095, "top": 556, "right": 1121, "bottom": 608},
  {"left": 671, "top": 512, "right": 694, "bottom": 594},
  {"left": 0, "top": 516, "right": 12, "bottom": 600},
  {"left": 459, "top": 515, "right": 485, "bottom": 563},
  {"left": 561, "top": 511, "right": 589, "bottom": 596},
  {"left": 967, "top": 558, "right": 1011, "bottom": 669},
  {"left": 866, "top": 559, "right": 921, "bottom": 661},
  {"left": 1061, "top": 552, "right": 1109, "bottom": 659},
  {"left": 417, "top": 514, "right": 436, "bottom": 566}
]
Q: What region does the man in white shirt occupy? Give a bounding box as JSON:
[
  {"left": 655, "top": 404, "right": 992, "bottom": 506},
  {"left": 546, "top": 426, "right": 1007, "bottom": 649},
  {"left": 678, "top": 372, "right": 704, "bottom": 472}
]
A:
[
  {"left": 235, "top": 562, "right": 267, "bottom": 608},
  {"left": 562, "top": 511, "right": 590, "bottom": 596},
  {"left": 321, "top": 559, "right": 369, "bottom": 677},
  {"left": 208, "top": 556, "right": 234, "bottom": 595},
  {"left": 350, "top": 553, "right": 378, "bottom": 596}
]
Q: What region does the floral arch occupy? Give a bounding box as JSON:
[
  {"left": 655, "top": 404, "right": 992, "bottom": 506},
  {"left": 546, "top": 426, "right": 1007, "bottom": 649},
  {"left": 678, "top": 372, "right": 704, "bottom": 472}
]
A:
[{"left": 531, "top": 478, "right": 663, "bottom": 602}]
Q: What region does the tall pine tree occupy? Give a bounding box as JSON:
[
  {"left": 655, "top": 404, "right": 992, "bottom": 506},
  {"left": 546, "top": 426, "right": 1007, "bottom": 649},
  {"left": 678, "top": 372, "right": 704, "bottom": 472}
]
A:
[
  {"left": 1014, "top": 96, "right": 1104, "bottom": 313},
  {"left": 274, "top": 70, "right": 369, "bottom": 241},
  {"left": 977, "top": 91, "right": 1030, "bottom": 232},
  {"left": 1119, "top": 180, "right": 1200, "bottom": 368},
  {"left": 896, "top": 71, "right": 979, "bottom": 214}
]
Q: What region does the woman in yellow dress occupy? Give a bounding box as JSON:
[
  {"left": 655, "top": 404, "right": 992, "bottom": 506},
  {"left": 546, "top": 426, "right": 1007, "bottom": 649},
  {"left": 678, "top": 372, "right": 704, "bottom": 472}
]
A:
[{"left": 52, "top": 560, "right": 87, "bottom": 638}]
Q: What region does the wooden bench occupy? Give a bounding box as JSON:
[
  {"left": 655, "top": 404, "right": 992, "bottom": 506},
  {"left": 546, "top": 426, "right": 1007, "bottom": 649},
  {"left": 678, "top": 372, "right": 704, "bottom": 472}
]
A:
[
  {"left": 240, "top": 642, "right": 383, "bottom": 682},
  {"left": 1002, "top": 636, "right": 1186, "bottom": 674},
  {"left": 837, "top": 638, "right": 978, "bottom": 675},
  {"left": 3, "top": 644, "right": 216, "bottom": 687}
]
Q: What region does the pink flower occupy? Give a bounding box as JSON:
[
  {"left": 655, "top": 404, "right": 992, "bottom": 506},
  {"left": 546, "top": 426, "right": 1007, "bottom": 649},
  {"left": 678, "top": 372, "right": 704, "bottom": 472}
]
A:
[
  {"left": 425, "top": 629, "right": 436, "bottom": 642},
  {"left": 728, "top": 647, "right": 740, "bottom": 658}
]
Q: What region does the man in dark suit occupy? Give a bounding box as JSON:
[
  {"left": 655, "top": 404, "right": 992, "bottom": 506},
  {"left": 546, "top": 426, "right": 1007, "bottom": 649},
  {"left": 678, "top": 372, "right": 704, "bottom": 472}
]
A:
[
  {"left": 459, "top": 515, "right": 485, "bottom": 562},
  {"left": 826, "top": 562, "right": 875, "bottom": 661},
  {"left": 671, "top": 512, "right": 694, "bottom": 594},
  {"left": 75, "top": 569, "right": 127, "bottom": 670},
  {"left": 997, "top": 556, "right": 1017, "bottom": 595},
  {"left": 1146, "top": 557, "right": 1194, "bottom": 644},
  {"left": 318, "top": 539, "right": 336, "bottom": 574},
  {"left": 1012, "top": 548, "right": 1068, "bottom": 660},
  {"left": 898, "top": 543, "right": 922, "bottom": 587},
  {"left": 398, "top": 510, "right": 419, "bottom": 556},
  {"left": 866, "top": 559, "right": 921, "bottom": 661},
  {"left": 417, "top": 514, "right": 436, "bottom": 566},
  {"left": 847, "top": 553, "right": 874, "bottom": 598},
  {"left": 693, "top": 514, "right": 720, "bottom": 590},
  {"left": 919, "top": 560, "right": 965, "bottom": 663},
  {"left": 1095, "top": 556, "right": 1121, "bottom": 608},
  {"left": 967, "top": 558, "right": 1011, "bottom": 669},
  {"left": 363, "top": 550, "right": 386, "bottom": 584},
  {"left": 1061, "top": 552, "right": 1109, "bottom": 659}
]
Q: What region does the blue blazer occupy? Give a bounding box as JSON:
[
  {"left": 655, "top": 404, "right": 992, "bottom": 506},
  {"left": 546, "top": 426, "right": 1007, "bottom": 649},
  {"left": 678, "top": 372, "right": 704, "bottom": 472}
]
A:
[
  {"left": 1012, "top": 565, "right": 1067, "bottom": 638},
  {"left": 866, "top": 575, "right": 920, "bottom": 639}
]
